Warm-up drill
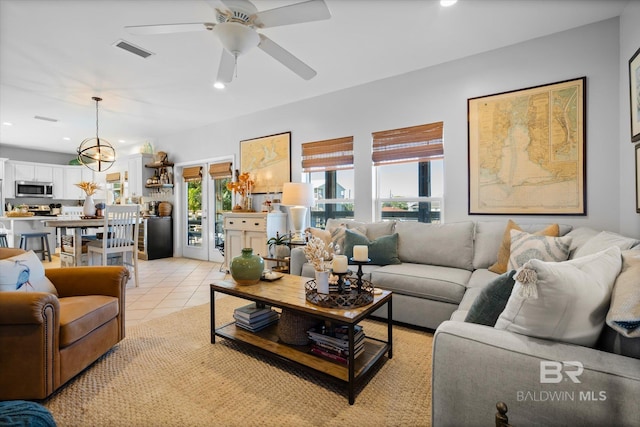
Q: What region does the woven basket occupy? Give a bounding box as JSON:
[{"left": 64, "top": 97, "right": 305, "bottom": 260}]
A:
[{"left": 277, "top": 310, "right": 318, "bottom": 346}]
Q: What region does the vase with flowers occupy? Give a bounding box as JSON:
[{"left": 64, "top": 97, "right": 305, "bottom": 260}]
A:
[
  {"left": 75, "top": 181, "right": 101, "bottom": 217},
  {"left": 226, "top": 172, "right": 255, "bottom": 211},
  {"left": 303, "top": 236, "right": 336, "bottom": 294}
]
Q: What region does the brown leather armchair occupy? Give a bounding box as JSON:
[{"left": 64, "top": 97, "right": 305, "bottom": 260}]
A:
[{"left": 0, "top": 248, "right": 129, "bottom": 400}]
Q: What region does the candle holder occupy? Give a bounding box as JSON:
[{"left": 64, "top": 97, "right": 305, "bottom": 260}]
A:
[
  {"left": 330, "top": 269, "right": 352, "bottom": 294},
  {"left": 349, "top": 258, "right": 371, "bottom": 293}
]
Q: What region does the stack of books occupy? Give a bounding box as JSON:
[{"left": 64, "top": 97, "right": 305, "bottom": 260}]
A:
[
  {"left": 307, "top": 324, "right": 365, "bottom": 364},
  {"left": 233, "top": 303, "right": 279, "bottom": 332}
]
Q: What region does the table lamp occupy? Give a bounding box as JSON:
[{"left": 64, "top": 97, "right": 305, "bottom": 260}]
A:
[{"left": 281, "top": 182, "right": 314, "bottom": 243}]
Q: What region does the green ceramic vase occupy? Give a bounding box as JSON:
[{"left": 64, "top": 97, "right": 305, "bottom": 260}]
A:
[{"left": 230, "top": 248, "right": 264, "bottom": 285}]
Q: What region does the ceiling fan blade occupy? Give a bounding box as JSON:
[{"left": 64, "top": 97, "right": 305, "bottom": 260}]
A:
[
  {"left": 217, "top": 49, "right": 236, "bottom": 83},
  {"left": 258, "top": 34, "right": 316, "bottom": 80},
  {"left": 125, "top": 23, "right": 215, "bottom": 35},
  {"left": 254, "top": 0, "right": 331, "bottom": 28}
]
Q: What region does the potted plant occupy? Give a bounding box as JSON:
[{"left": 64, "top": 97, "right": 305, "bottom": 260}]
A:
[{"left": 267, "top": 232, "right": 291, "bottom": 258}]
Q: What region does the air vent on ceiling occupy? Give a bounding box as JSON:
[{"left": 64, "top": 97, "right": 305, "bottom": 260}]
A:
[
  {"left": 113, "top": 39, "right": 154, "bottom": 59},
  {"left": 34, "top": 115, "right": 58, "bottom": 122}
]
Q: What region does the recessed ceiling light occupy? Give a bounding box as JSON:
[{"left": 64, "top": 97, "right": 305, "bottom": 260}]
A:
[
  {"left": 214, "top": 82, "right": 225, "bottom": 89},
  {"left": 440, "top": 0, "right": 457, "bottom": 6},
  {"left": 63, "top": 137, "right": 71, "bottom": 141},
  {"left": 2, "top": 122, "right": 13, "bottom": 126},
  {"left": 118, "top": 139, "right": 126, "bottom": 143}
]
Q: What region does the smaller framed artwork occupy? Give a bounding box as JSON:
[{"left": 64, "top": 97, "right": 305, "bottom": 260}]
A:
[
  {"left": 240, "top": 132, "right": 291, "bottom": 194},
  {"left": 636, "top": 143, "right": 640, "bottom": 213},
  {"left": 630, "top": 47, "right": 640, "bottom": 142}
]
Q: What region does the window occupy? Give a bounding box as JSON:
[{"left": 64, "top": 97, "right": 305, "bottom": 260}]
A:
[
  {"left": 183, "top": 166, "right": 203, "bottom": 247},
  {"left": 208, "top": 162, "right": 233, "bottom": 251},
  {"left": 301, "top": 136, "right": 354, "bottom": 228},
  {"left": 373, "top": 122, "right": 444, "bottom": 223}
]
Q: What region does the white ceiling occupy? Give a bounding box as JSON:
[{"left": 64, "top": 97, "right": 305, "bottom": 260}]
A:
[{"left": 0, "top": 0, "right": 629, "bottom": 155}]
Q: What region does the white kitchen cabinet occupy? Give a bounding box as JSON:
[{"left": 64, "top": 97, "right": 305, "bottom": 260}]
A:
[
  {"left": 52, "top": 166, "right": 65, "bottom": 198},
  {"left": 34, "top": 165, "right": 53, "bottom": 182},
  {"left": 222, "top": 212, "right": 287, "bottom": 271},
  {"left": 4, "top": 162, "right": 15, "bottom": 198},
  {"left": 13, "top": 162, "right": 35, "bottom": 182},
  {"left": 127, "top": 153, "right": 154, "bottom": 199},
  {"left": 64, "top": 167, "right": 83, "bottom": 199}
]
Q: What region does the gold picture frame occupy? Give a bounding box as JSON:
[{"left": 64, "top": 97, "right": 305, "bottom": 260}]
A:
[
  {"left": 636, "top": 143, "right": 640, "bottom": 213},
  {"left": 240, "top": 132, "right": 291, "bottom": 194},
  {"left": 468, "top": 77, "right": 586, "bottom": 215},
  {"left": 629, "top": 47, "right": 640, "bottom": 142}
]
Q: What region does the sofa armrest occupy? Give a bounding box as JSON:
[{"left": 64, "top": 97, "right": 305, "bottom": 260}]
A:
[
  {"left": 0, "top": 292, "right": 60, "bottom": 325},
  {"left": 46, "top": 266, "right": 129, "bottom": 299},
  {"left": 290, "top": 247, "right": 307, "bottom": 276},
  {"left": 432, "top": 321, "right": 640, "bottom": 427}
]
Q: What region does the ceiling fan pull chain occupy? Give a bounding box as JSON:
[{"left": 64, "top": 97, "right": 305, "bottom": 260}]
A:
[{"left": 234, "top": 53, "right": 238, "bottom": 78}]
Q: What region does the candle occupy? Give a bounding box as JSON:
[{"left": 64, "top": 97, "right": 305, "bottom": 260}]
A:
[
  {"left": 353, "top": 245, "right": 369, "bottom": 262},
  {"left": 332, "top": 255, "right": 348, "bottom": 273}
]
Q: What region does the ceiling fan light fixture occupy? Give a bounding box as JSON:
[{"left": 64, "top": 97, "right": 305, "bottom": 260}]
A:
[
  {"left": 77, "top": 97, "right": 116, "bottom": 172},
  {"left": 211, "top": 22, "right": 259, "bottom": 56}
]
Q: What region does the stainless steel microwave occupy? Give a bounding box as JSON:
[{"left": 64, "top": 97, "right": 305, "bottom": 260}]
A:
[{"left": 15, "top": 181, "right": 54, "bottom": 198}]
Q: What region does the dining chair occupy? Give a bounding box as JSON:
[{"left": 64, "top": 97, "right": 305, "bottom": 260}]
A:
[{"left": 86, "top": 204, "right": 140, "bottom": 287}]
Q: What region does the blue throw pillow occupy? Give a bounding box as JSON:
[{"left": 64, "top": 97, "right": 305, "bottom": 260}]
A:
[
  {"left": 465, "top": 270, "right": 516, "bottom": 326},
  {"left": 342, "top": 229, "right": 401, "bottom": 266}
]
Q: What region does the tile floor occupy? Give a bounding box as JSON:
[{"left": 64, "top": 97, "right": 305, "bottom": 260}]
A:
[{"left": 43, "top": 254, "right": 228, "bottom": 328}]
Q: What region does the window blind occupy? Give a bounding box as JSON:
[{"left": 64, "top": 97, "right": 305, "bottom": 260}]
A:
[
  {"left": 182, "top": 166, "right": 202, "bottom": 182},
  {"left": 106, "top": 172, "right": 121, "bottom": 183},
  {"left": 302, "top": 136, "right": 354, "bottom": 172},
  {"left": 372, "top": 122, "right": 444, "bottom": 166},
  {"left": 208, "top": 162, "right": 232, "bottom": 179}
]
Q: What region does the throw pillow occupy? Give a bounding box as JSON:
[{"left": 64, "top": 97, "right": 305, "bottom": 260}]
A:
[
  {"left": 465, "top": 270, "right": 517, "bottom": 326},
  {"left": 605, "top": 250, "right": 640, "bottom": 337},
  {"left": 573, "top": 231, "right": 640, "bottom": 259},
  {"left": 495, "top": 246, "right": 622, "bottom": 347},
  {"left": 507, "top": 229, "right": 572, "bottom": 271},
  {"left": 342, "top": 229, "right": 401, "bottom": 266},
  {"left": 488, "top": 220, "right": 559, "bottom": 274},
  {"left": 0, "top": 250, "right": 58, "bottom": 295},
  {"left": 329, "top": 226, "right": 366, "bottom": 254}
]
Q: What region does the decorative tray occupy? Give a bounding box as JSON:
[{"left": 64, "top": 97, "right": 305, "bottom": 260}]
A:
[
  {"left": 305, "top": 279, "right": 374, "bottom": 308},
  {"left": 6, "top": 211, "right": 35, "bottom": 217},
  {"left": 261, "top": 272, "right": 284, "bottom": 282}
]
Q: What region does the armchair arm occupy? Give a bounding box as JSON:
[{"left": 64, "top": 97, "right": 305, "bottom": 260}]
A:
[
  {"left": 290, "top": 247, "right": 308, "bottom": 276},
  {"left": 46, "top": 266, "right": 129, "bottom": 299},
  {"left": 432, "top": 321, "right": 640, "bottom": 426},
  {"left": 0, "top": 292, "right": 59, "bottom": 325}
]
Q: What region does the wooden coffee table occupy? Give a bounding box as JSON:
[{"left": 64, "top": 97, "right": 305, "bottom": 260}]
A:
[{"left": 210, "top": 274, "right": 392, "bottom": 405}]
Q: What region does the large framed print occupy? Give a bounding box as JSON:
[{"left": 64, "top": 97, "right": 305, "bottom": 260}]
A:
[
  {"left": 468, "top": 77, "right": 586, "bottom": 215},
  {"left": 629, "top": 47, "right": 640, "bottom": 142},
  {"left": 240, "top": 132, "right": 291, "bottom": 194}
]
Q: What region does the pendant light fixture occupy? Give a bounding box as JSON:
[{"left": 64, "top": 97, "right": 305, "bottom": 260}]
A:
[{"left": 77, "top": 96, "right": 116, "bottom": 172}]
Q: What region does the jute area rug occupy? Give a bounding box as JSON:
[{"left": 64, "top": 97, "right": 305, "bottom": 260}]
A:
[{"left": 43, "top": 295, "right": 433, "bottom": 427}]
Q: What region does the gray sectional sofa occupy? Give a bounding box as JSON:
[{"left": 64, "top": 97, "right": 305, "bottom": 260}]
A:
[{"left": 290, "top": 220, "right": 640, "bottom": 426}]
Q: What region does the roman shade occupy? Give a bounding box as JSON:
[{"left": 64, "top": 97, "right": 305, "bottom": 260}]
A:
[
  {"left": 209, "top": 162, "right": 232, "bottom": 179},
  {"left": 182, "top": 166, "right": 202, "bottom": 182},
  {"left": 302, "top": 136, "right": 354, "bottom": 172},
  {"left": 106, "top": 172, "right": 121, "bottom": 183},
  {"left": 372, "top": 122, "right": 444, "bottom": 166}
]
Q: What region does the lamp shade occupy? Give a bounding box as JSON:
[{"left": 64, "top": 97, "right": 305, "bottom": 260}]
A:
[{"left": 281, "top": 182, "right": 314, "bottom": 207}]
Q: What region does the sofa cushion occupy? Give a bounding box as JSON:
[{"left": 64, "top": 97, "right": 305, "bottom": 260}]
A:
[
  {"left": 371, "top": 263, "right": 471, "bottom": 305},
  {"left": 507, "top": 229, "right": 572, "bottom": 271},
  {"left": 488, "top": 220, "right": 559, "bottom": 274},
  {"left": 606, "top": 250, "right": 640, "bottom": 337},
  {"left": 465, "top": 270, "right": 517, "bottom": 326},
  {"left": 58, "top": 295, "right": 119, "bottom": 348},
  {"left": 342, "top": 229, "right": 401, "bottom": 266},
  {"left": 395, "top": 221, "right": 475, "bottom": 271},
  {"left": 495, "top": 246, "right": 622, "bottom": 347},
  {"left": 328, "top": 224, "right": 366, "bottom": 254},
  {"left": 573, "top": 231, "right": 640, "bottom": 259},
  {"left": 0, "top": 250, "right": 58, "bottom": 295},
  {"left": 564, "top": 226, "right": 600, "bottom": 258},
  {"left": 363, "top": 221, "right": 396, "bottom": 240},
  {"left": 306, "top": 227, "right": 334, "bottom": 259}
]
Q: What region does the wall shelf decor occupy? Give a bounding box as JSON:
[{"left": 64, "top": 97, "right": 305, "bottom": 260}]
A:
[{"left": 468, "top": 77, "right": 586, "bottom": 215}]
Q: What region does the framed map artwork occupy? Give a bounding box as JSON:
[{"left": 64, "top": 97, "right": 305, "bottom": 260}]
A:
[
  {"left": 240, "top": 132, "right": 291, "bottom": 194},
  {"left": 629, "top": 47, "right": 640, "bottom": 142},
  {"left": 468, "top": 77, "right": 586, "bottom": 215}
]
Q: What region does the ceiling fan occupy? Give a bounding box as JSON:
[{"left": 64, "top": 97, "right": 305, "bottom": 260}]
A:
[{"left": 125, "top": 0, "right": 331, "bottom": 83}]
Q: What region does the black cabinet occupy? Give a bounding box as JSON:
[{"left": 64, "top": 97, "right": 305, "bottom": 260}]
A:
[{"left": 139, "top": 217, "right": 173, "bottom": 260}]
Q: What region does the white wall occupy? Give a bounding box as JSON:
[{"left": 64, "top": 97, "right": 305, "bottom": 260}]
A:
[
  {"left": 158, "top": 17, "right": 638, "bottom": 236},
  {"left": 619, "top": 1, "right": 640, "bottom": 238}
]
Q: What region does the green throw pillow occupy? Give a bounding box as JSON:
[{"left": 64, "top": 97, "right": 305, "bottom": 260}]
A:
[
  {"left": 464, "top": 270, "right": 516, "bottom": 326},
  {"left": 342, "top": 229, "right": 401, "bottom": 266}
]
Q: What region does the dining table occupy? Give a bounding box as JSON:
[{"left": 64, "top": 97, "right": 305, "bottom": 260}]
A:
[{"left": 43, "top": 218, "right": 106, "bottom": 267}]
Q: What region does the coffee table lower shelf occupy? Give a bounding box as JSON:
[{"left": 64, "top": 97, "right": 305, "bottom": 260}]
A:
[{"left": 215, "top": 321, "right": 389, "bottom": 383}]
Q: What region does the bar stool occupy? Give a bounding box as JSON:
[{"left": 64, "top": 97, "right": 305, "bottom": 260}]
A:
[{"left": 19, "top": 232, "right": 52, "bottom": 262}]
